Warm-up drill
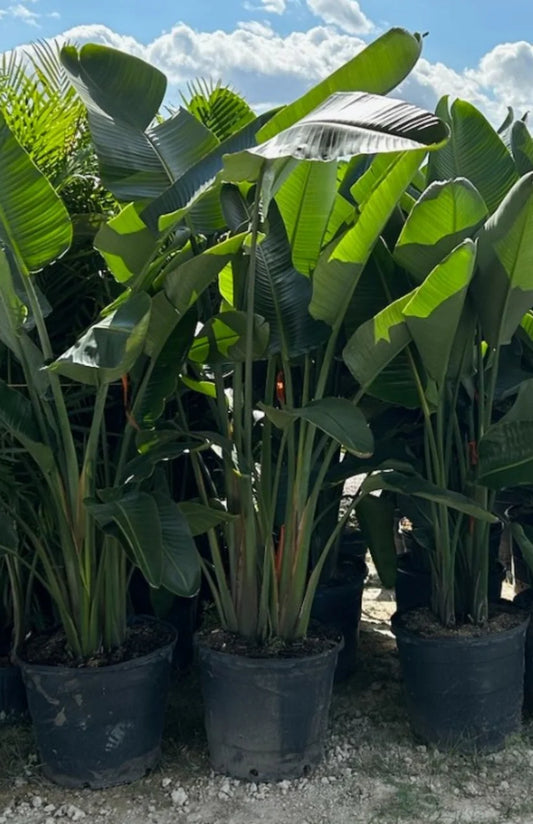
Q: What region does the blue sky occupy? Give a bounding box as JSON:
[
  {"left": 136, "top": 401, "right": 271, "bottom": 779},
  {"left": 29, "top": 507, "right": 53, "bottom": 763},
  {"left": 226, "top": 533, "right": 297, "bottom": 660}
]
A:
[{"left": 1, "top": 0, "right": 532, "bottom": 122}]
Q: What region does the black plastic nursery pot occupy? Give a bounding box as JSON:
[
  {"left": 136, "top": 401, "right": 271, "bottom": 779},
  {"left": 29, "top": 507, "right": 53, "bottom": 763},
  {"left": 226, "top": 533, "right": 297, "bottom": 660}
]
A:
[
  {"left": 311, "top": 558, "right": 367, "bottom": 681},
  {"left": 198, "top": 638, "right": 342, "bottom": 781},
  {"left": 19, "top": 621, "right": 176, "bottom": 788},
  {"left": 395, "top": 554, "right": 506, "bottom": 613},
  {"left": 392, "top": 607, "right": 529, "bottom": 752},
  {"left": 513, "top": 589, "right": 533, "bottom": 713},
  {"left": 0, "top": 663, "right": 27, "bottom": 724}
]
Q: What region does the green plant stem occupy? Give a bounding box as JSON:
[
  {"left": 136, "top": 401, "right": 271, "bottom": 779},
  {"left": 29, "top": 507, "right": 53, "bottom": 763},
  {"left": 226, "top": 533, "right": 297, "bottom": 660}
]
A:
[{"left": 243, "top": 167, "right": 265, "bottom": 474}]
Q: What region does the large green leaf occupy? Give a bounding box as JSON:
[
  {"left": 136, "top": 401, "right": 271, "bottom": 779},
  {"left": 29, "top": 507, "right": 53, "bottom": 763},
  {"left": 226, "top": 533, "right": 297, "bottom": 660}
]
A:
[
  {"left": 177, "top": 501, "right": 237, "bottom": 537},
  {"left": 164, "top": 232, "right": 247, "bottom": 316},
  {"left": 394, "top": 179, "right": 488, "bottom": 283},
  {"left": 49, "top": 293, "right": 151, "bottom": 385},
  {"left": 310, "top": 151, "right": 426, "bottom": 327},
  {"left": 511, "top": 120, "right": 533, "bottom": 175},
  {"left": 427, "top": 97, "right": 518, "bottom": 214},
  {"left": 94, "top": 203, "right": 166, "bottom": 284},
  {"left": 0, "top": 111, "right": 71, "bottom": 271},
  {"left": 138, "top": 303, "right": 197, "bottom": 428},
  {"left": 87, "top": 489, "right": 200, "bottom": 596},
  {"left": 473, "top": 172, "right": 533, "bottom": 347},
  {"left": 224, "top": 93, "right": 448, "bottom": 184},
  {"left": 294, "top": 398, "right": 373, "bottom": 457},
  {"left": 189, "top": 310, "right": 269, "bottom": 364},
  {"left": 61, "top": 44, "right": 218, "bottom": 201},
  {"left": 140, "top": 111, "right": 274, "bottom": 234},
  {"left": 152, "top": 492, "right": 201, "bottom": 596},
  {"left": 257, "top": 27, "right": 423, "bottom": 142},
  {"left": 478, "top": 420, "right": 533, "bottom": 488},
  {"left": 222, "top": 186, "right": 328, "bottom": 356},
  {"left": 275, "top": 161, "right": 338, "bottom": 275},
  {"left": 343, "top": 291, "right": 414, "bottom": 392},
  {"left": 355, "top": 495, "right": 397, "bottom": 588},
  {"left": 510, "top": 523, "right": 533, "bottom": 576},
  {"left": 403, "top": 240, "right": 477, "bottom": 385},
  {"left": 0, "top": 379, "right": 55, "bottom": 475},
  {"left": 360, "top": 470, "right": 497, "bottom": 521}
]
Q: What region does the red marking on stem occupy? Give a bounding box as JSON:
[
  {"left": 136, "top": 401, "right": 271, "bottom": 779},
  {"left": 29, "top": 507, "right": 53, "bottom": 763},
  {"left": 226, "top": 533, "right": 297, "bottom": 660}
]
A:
[
  {"left": 468, "top": 440, "right": 478, "bottom": 467},
  {"left": 276, "top": 370, "right": 286, "bottom": 405},
  {"left": 121, "top": 374, "right": 141, "bottom": 431}
]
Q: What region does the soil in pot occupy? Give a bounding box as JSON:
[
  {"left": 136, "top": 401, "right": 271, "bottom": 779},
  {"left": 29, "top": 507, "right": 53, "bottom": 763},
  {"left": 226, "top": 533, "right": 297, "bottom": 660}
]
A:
[
  {"left": 197, "top": 628, "right": 342, "bottom": 781},
  {"left": 392, "top": 603, "right": 529, "bottom": 753},
  {"left": 19, "top": 618, "right": 176, "bottom": 788},
  {"left": 311, "top": 558, "right": 367, "bottom": 681}
]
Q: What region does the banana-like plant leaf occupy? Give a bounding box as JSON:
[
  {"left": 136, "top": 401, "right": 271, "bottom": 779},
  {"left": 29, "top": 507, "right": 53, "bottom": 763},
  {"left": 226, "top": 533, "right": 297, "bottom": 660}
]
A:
[
  {"left": 275, "top": 161, "right": 338, "bottom": 275},
  {"left": 294, "top": 398, "right": 374, "bottom": 457},
  {"left": 367, "top": 352, "right": 425, "bottom": 409},
  {"left": 361, "top": 471, "right": 498, "bottom": 522},
  {"left": 311, "top": 151, "right": 426, "bottom": 327},
  {"left": 499, "top": 378, "right": 533, "bottom": 424},
  {"left": 141, "top": 110, "right": 274, "bottom": 234},
  {"left": 87, "top": 488, "right": 200, "bottom": 596},
  {"left": 394, "top": 179, "right": 488, "bottom": 283},
  {"left": 403, "top": 240, "right": 477, "bottom": 386},
  {"left": 153, "top": 492, "right": 201, "bottom": 596},
  {"left": 0, "top": 380, "right": 55, "bottom": 474},
  {"left": 343, "top": 291, "right": 415, "bottom": 392},
  {"left": 89, "top": 491, "right": 163, "bottom": 579},
  {"left": 94, "top": 202, "right": 176, "bottom": 285},
  {"left": 189, "top": 310, "right": 269, "bottom": 364},
  {"left": 121, "top": 439, "right": 202, "bottom": 483},
  {"left": 0, "top": 111, "right": 71, "bottom": 271},
  {"left": 177, "top": 501, "right": 237, "bottom": 537},
  {"left": 49, "top": 293, "right": 151, "bottom": 385},
  {"left": 356, "top": 495, "right": 397, "bottom": 587},
  {"left": 180, "top": 375, "right": 217, "bottom": 398},
  {"left": 224, "top": 93, "right": 448, "bottom": 184},
  {"left": 257, "top": 27, "right": 424, "bottom": 142},
  {"left": 511, "top": 523, "right": 533, "bottom": 576},
  {"left": 261, "top": 398, "right": 373, "bottom": 456},
  {"left": 164, "top": 232, "right": 248, "bottom": 316},
  {"left": 343, "top": 239, "right": 410, "bottom": 337},
  {"left": 61, "top": 44, "right": 218, "bottom": 201},
  {"left": 222, "top": 186, "right": 328, "bottom": 356},
  {"left": 139, "top": 302, "right": 197, "bottom": 428},
  {"left": 473, "top": 172, "right": 533, "bottom": 347},
  {"left": 427, "top": 97, "right": 518, "bottom": 214},
  {"left": 511, "top": 120, "right": 533, "bottom": 175},
  {"left": 478, "top": 420, "right": 533, "bottom": 488}
]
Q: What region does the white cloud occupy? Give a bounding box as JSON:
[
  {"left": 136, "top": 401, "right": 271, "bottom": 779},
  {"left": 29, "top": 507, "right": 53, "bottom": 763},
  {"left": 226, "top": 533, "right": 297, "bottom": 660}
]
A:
[
  {"left": 48, "top": 11, "right": 61, "bottom": 19},
  {"left": 244, "top": 0, "right": 286, "bottom": 13},
  {"left": 306, "top": 0, "right": 373, "bottom": 35},
  {"left": 25, "top": 18, "right": 531, "bottom": 126},
  {"left": 7, "top": 3, "right": 40, "bottom": 26},
  {"left": 474, "top": 41, "right": 533, "bottom": 114},
  {"left": 237, "top": 20, "right": 275, "bottom": 37},
  {"left": 61, "top": 22, "right": 366, "bottom": 108}
]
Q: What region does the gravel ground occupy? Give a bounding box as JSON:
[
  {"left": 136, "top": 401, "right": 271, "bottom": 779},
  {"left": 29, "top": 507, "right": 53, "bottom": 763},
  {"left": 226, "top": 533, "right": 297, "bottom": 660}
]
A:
[{"left": 1, "top": 575, "right": 533, "bottom": 824}]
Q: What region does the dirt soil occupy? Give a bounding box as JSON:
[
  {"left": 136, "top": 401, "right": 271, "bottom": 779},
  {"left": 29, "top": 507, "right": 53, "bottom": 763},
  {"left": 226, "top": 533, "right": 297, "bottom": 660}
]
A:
[{"left": 1, "top": 574, "right": 533, "bottom": 824}]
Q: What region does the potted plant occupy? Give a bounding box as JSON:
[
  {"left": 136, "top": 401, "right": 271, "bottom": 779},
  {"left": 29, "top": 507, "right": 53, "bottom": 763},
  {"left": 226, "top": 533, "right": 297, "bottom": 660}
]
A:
[
  {"left": 0, "top": 102, "right": 204, "bottom": 785},
  {"left": 344, "top": 98, "right": 533, "bottom": 750},
  {"left": 57, "top": 31, "right": 450, "bottom": 779}
]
